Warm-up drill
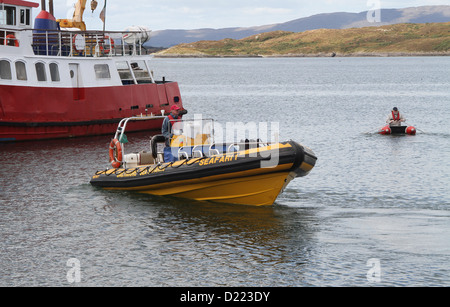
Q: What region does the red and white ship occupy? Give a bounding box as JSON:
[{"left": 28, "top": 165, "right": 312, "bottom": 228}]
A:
[{"left": 0, "top": 0, "right": 184, "bottom": 142}]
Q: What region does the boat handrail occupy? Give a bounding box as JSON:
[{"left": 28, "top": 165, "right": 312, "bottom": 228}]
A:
[
  {"left": 108, "top": 115, "right": 164, "bottom": 167},
  {"left": 1, "top": 27, "right": 154, "bottom": 57},
  {"left": 226, "top": 140, "right": 270, "bottom": 152},
  {"left": 183, "top": 141, "right": 272, "bottom": 158},
  {"left": 112, "top": 115, "right": 165, "bottom": 162},
  {"left": 191, "top": 145, "right": 204, "bottom": 158},
  {"left": 227, "top": 143, "right": 239, "bottom": 153},
  {"left": 113, "top": 115, "right": 165, "bottom": 140},
  {"left": 208, "top": 143, "right": 221, "bottom": 157},
  {"left": 177, "top": 147, "right": 189, "bottom": 160},
  {"left": 208, "top": 140, "right": 267, "bottom": 157}
]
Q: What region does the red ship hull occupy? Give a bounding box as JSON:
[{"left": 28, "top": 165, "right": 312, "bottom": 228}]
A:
[
  {"left": 0, "top": 119, "right": 163, "bottom": 142},
  {"left": 0, "top": 82, "right": 183, "bottom": 142}
]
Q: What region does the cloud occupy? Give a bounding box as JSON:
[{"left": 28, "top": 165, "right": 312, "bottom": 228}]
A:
[
  {"left": 243, "top": 7, "right": 293, "bottom": 15},
  {"left": 43, "top": 0, "right": 450, "bottom": 31}
]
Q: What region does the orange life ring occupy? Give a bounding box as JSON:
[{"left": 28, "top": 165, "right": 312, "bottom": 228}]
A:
[
  {"left": 109, "top": 138, "right": 123, "bottom": 168},
  {"left": 5, "top": 34, "right": 19, "bottom": 47},
  {"left": 100, "top": 36, "right": 114, "bottom": 54}
]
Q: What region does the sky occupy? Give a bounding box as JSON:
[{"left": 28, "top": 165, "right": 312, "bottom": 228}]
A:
[{"left": 46, "top": 0, "right": 450, "bottom": 31}]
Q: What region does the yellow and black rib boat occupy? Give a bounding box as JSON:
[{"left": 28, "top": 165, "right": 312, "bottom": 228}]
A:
[{"left": 90, "top": 117, "right": 317, "bottom": 206}]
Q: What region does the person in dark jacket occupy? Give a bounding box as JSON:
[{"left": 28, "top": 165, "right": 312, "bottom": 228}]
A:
[
  {"left": 161, "top": 105, "right": 187, "bottom": 162},
  {"left": 161, "top": 105, "right": 188, "bottom": 145}
]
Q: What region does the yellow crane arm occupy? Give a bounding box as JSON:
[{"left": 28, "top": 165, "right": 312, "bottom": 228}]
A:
[
  {"left": 57, "top": 0, "right": 98, "bottom": 31},
  {"left": 73, "top": 0, "right": 87, "bottom": 23}
]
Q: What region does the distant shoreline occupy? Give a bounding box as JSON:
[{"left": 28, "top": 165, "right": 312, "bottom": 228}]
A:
[
  {"left": 153, "top": 22, "right": 450, "bottom": 59},
  {"left": 154, "top": 51, "right": 450, "bottom": 58}
]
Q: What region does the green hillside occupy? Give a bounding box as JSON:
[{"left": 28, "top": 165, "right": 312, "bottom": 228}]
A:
[{"left": 155, "top": 22, "right": 450, "bottom": 57}]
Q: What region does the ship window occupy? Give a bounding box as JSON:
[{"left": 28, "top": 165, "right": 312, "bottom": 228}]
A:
[
  {"left": 20, "top": 9, "right": 25, "bottom": 25},
  {"left": 116, "top": 61, "right": 134, "bottom": 85},
  {"left": 130, "top": 60, "right": 152, "bottom": 84},
  {"left": 94, "top": 64, "right": 111, "bottom": 79},
  {"left": 26, "top": 9, "right": 30, "bottom": 25},
  {"left": 0, "top": 60, "right": 12, "bottom": 80},
  {"left": 0, "top": 10, "right": 5, "bottom": 25},
  {"left": 15, "top": 61, "right": 27, "bottom": 81},
  {"left": 49, "top": 63, "right": 60, "bottom": 82},
  {"left": 19, "top": 9, "right": 30, "bottom": 25},
  {"left": 35, "top": 62, "right": 47, "bottom": 81},
  {"left": 4, "top": 6, "right": 16, "bottom": 26}
]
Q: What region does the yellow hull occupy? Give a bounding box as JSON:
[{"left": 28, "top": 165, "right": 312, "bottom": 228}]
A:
[
  {"left": 138, "top": 171, "right": 294, "bottom": 206},
  {"left": 104, "top": 164, "right": 296, "bottom": 206}
]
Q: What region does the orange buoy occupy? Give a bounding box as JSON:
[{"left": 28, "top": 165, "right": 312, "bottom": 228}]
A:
[
  {"left": 379, "top": 125, "right": 391, "bottom": 135},
  {"left": 406, "top": 126, "right": 416, "bottom": 135}
]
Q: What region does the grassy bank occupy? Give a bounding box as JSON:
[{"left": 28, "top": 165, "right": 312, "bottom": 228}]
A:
[{"left": 154, "top": 22, "right": 450, "bottom": 57}]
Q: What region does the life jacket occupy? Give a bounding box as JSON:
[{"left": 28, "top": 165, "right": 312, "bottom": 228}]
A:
[
  {"left": 391, "top": 111, "right": 400, "bottom": 121},
  {"left": 168, "top": 114, "right": 181, "bottom": 127}
]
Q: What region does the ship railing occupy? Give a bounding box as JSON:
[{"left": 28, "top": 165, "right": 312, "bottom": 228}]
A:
[{"left": 28, "top": 28, "right": 152, "bottom": 57}]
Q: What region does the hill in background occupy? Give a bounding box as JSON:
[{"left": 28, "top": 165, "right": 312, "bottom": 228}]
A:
[
  {"left": 154, "top": 22, "right": 450, "bottom": 57},
  {"left": 147, "top": 5, "right": 450, "bottom": 48}
]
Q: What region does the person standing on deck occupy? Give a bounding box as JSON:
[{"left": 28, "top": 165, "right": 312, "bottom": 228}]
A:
[
  {"left": 161, "top": 105, "right": 187, "bottom": 162},
  {"left": 386, "top": 107, "right": 406, "bottom": 127},
  {"left": 161, "top": 105, "right": 188, "bottom": 146}
]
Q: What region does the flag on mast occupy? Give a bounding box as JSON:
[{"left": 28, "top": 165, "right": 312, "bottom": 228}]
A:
[
  {"left": 99, "top": 0, "right": 107, "bottom": 32},
  {"left": 99, "top": 0, "right": 107, "bottom": 23}
]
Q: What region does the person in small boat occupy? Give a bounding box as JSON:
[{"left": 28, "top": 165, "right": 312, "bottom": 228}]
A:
[{"left": 386, "top": 107, "right": 406, "bottom": 127}]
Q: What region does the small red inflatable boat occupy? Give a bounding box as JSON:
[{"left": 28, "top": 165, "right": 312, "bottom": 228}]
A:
[{"left": 379, "top": 125, "right": 416, "bottom": 135}]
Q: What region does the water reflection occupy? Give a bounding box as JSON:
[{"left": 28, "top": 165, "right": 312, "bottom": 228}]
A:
[{"left": 81, "top": 190, "right": 319, "bottom": 286}]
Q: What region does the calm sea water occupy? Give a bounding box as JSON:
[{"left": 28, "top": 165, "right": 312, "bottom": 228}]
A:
[{"left": 1, "top": 57, "right": 449, "bottom": 287}]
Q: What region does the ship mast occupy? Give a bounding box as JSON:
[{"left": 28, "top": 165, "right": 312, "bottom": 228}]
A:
[
  {"left": 40, "top": 0, "right": 54, "bottom": 16},
  {"left": 49, "top": 0, "right": 53, "bottom": 16},
  {"left": 101, "top": 0, "right": 106, "bottom": 32}
]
